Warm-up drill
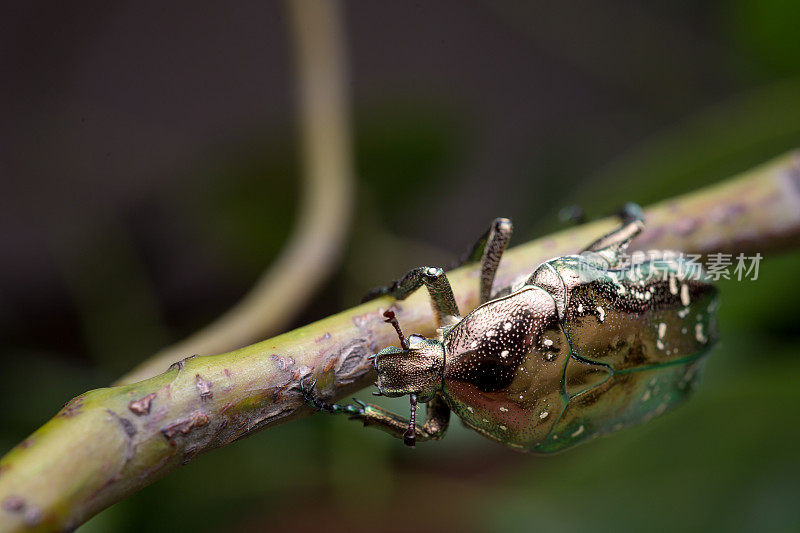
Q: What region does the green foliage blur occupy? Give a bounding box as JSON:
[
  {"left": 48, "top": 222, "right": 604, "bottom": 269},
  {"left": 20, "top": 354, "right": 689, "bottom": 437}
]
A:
[{"left": 2, "top": 2, "right": 800, "bottom": 531}]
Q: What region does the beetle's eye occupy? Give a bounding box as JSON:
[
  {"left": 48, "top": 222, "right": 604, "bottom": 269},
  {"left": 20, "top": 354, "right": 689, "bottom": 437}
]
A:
[{"left": 408, "top": 334, "right": 425, "bottom": 346}]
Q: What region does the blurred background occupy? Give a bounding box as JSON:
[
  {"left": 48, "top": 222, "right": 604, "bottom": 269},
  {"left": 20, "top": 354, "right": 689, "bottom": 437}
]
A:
[{"left": 2, "top": 1, "right": 800, "bottom": 531}]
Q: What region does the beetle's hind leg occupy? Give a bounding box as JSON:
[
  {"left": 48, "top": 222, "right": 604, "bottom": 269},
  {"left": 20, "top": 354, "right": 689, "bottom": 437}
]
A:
[
  {"left": 581, "top": 202, "right": 645, "bottom": 267},
  {"left": 558, "top": 204, "right": 587, "bottom": 225},
  {"left": 362, "top": 266, "right": 460, "bottom": 327}
]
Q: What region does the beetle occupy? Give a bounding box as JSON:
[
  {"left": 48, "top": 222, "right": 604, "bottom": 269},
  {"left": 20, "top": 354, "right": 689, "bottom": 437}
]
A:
[{"left": 304, "top": 206, "right": 719, "bottom": 452}]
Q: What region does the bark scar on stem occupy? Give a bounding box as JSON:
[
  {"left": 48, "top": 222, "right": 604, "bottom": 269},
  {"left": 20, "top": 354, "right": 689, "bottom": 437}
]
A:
[
  {"left": 161, "top": 412, "right": 210, "bottom": 442},
  {"left": 195, "top": 374, "right": 213, "bottom": 401},
  {"left": 106, "top": 410, "right": 137, "bottom": 461},
  {"left": 2, "top": 496, "right": 43, "bottom": 527},
  {"left": 57, "top": 395, "right": 85, "bottom": 418},
  {"left": 128, "top": 393, "right": 157, "bottom": 416},
  {"left": 168, "top": 354, "right": 197, "bottom": 373}
]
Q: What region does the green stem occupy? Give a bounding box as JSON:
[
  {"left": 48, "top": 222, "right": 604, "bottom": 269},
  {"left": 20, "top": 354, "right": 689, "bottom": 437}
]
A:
[{"left": 1, "top": 151, "right": 799, "bottom": 531}]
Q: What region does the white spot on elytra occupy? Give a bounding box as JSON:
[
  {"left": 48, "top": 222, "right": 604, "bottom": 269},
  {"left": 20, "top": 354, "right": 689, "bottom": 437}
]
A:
[
  {"left": 500, "top": 425, "right": 507, "bottom": 431},
  {"left": 695, "top": 323, "right": 707, "bottom": 343},
  {"left": 504, "top": 322, "right": 512, "bottom": 331},
  {"left": 571, "top": 425, "right": 585, "bottom": 437},
  {"left": 485, "top": 330, "right": 495, "bottom": 338},
  {"left": 543, "top": 338, "right": 553, "bottom": 347},
  {"left": 642, "top": 389, "right": 651, "bottom": 402},
  {"left": 658, "top": 322, "right": 667, "bottom": 338},
  {"left": 501, "top": 350, "right": 510, "bottom": 358},
  {"left": 577, "top": 303, "right": 584, "bottom": 313},
  {"left": 470, "top": 340, "right": 478, "bottom": 348},
  {"left": 669, "top": 274, "right": 678, "bottom": 295},
  {"left": 539, "top": 411, "right": 549, "bottom": 419},
  {"left": 467, "top": 406, "right": 474, "bottom": 413},
  {"left": 596, "top": 306, "right": 605, "bottom": 322},
  {"left": 680, "top": 284, "right": 691, "bottom": 306},
  {"left": 656, "top": 339, "right": 665, "bottom": 350},
  {"left": 499, "top": 406, "right": 509, "bottom": 412},
  {"left": 678, "top": 307, "right": 690, "bottom": 318}
]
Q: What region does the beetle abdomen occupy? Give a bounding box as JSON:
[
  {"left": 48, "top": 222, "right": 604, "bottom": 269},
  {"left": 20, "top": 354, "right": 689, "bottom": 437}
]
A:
[
  {"left": 552, "top": 254, "right": 718, "bottom": 370},
  {"left": 534, "top": 253, "right": 718, "bottom": 452}
]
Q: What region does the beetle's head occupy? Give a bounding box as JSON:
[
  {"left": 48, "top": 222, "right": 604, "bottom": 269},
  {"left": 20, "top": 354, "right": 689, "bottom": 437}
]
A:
[
  {"left": 370, "top": 310, "right": 445, "bottom": 447},
  {"left": 372, "top": 335, "right": 445, "bottom": 401}
]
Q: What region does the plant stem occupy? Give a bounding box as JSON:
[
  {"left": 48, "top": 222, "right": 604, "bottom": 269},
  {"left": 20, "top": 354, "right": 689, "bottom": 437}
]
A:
[{"left": 1, "top": 151, "right": 799, "bottom": 531}]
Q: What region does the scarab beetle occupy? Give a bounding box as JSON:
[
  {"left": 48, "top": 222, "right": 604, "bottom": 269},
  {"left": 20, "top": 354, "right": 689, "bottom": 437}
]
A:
[{"left": 305, "top": 206, "right": 719, "bottom": 452}]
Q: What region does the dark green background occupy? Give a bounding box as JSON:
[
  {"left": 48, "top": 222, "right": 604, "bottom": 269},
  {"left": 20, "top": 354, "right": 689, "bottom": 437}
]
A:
[{"left": 2, "top": 1, "right": 799, "bottom": 531}]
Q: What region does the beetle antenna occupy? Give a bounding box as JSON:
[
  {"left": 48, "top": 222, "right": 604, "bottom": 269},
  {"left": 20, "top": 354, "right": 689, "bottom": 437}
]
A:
[
  {"left": 403, "top": 394, "right": 417, "bottom": 447},
  {"left": 383, "top": 310, "right": 409, "bottom": 350}
]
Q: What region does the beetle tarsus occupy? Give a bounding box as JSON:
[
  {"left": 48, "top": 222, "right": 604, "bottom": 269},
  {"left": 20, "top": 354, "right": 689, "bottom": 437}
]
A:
[{"left": 403, "top": 394, "right": 418, "bottom": 448}]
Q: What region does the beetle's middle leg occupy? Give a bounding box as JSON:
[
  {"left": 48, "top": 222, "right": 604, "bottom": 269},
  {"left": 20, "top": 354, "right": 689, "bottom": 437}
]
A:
[
  {"left": 464, "top": 218, "right": 513, "bottom": 304},
  {"left": 362, "top": 266, "right": 460, "bottom": 327},
  {"left": 581, "top": 202, "right": 645, "bottom": 267}
]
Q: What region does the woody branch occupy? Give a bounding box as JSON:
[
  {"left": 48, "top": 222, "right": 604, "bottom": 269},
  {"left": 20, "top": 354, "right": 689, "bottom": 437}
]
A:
[{"left": 0, "top": 151, "right": 799, "bottom": 531}]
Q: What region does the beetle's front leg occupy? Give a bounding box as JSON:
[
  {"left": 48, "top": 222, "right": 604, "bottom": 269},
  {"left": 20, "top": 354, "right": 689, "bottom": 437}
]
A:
[
  {"left": 348, "top": 393, "right": 451, "bottom": 446},
  {"left": 302, "top": 379, "right": 450, "bottom": 445},
  {"left": 362, "top": 266, "right": 460, "bottom": 327}
]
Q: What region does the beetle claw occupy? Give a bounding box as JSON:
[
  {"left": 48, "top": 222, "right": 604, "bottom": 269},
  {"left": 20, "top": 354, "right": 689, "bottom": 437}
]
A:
[{"left": 300, "top": 376, "right": 334, "bottom": 413}]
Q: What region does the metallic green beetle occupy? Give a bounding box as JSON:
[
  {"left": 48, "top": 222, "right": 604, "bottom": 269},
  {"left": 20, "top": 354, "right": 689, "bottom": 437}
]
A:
[{"left": 305, "top": 208, "right": 719, "bottom": 452}]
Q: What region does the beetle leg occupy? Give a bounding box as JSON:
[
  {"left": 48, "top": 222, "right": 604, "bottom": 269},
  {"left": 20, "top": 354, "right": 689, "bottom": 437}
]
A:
[
  {"left": 478, "top": 218, "right": 513, "bottom": 304},
  {"left": 300, "top": 378, "right": 369, "bottom": 415},
  {"left": 344, "top": 392, "right": 451, "bottom": 445},
  {"left": 581, "top": 202, "right": 645, "bottom": 267},
  {"left": 455, "top": 218, "right": 513, "bottom": 304},
  {"left": 362, "top": 266, "right": 460, "bottom": 327},
  {"left": 557, "top": 204, "right": 587, "bottom": 225},
  {"left": 302, "top": 378, "right": 450, "bottom": 445}
]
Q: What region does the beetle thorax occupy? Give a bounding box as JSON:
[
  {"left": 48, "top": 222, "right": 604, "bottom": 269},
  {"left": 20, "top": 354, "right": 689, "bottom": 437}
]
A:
[{"left": 373, "top": 339, "right": 445, "bottom": 401}]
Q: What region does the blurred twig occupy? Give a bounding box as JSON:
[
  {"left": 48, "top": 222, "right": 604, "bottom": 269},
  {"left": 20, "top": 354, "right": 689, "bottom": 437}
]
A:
[
  {"left": 118, "top": 0, "right": 354, "bottom": 385},
  {"left": 1, "top": 151, "right": 799, "bottom": 531}
]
